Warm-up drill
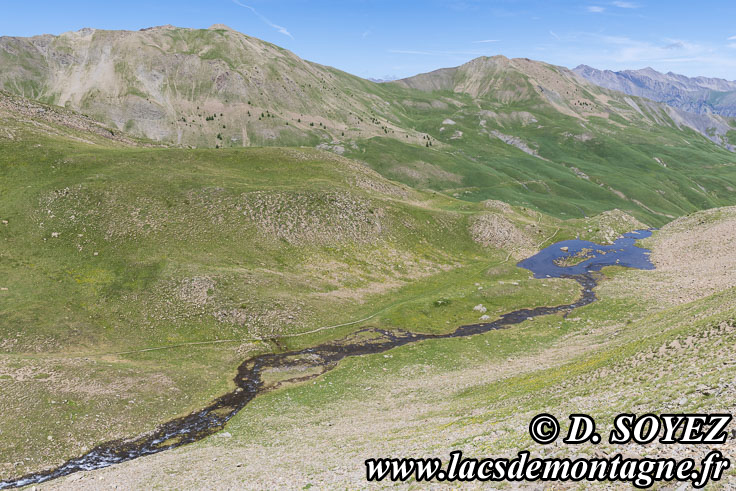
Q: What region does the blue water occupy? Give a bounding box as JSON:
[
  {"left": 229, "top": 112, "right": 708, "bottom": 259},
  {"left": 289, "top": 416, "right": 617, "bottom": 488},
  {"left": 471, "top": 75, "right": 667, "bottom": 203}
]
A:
[{"left": 517, "top": 229, "right": 655, "bottom": 278}]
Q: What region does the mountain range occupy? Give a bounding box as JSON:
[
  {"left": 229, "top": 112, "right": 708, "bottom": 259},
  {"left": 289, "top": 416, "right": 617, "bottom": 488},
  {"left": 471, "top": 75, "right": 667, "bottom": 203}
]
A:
[
  {"left": 574, "top": 64, "right": 736, "bottom": 118},
  {"left": 1, "top": 25, "right": 736, "bottom": 227}
]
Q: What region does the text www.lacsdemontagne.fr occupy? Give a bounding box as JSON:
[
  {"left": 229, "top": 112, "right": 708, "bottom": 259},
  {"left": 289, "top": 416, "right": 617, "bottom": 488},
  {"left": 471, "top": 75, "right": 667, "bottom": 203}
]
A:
[{"left": 365, "top": 450, "right": 730, "bottom": 488}]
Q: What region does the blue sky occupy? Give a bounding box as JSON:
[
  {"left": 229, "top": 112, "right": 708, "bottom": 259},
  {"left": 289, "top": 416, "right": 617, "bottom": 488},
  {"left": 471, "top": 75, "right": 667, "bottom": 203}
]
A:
[{"left": 2, "top": 0, "right": 736, "bottom": 80}]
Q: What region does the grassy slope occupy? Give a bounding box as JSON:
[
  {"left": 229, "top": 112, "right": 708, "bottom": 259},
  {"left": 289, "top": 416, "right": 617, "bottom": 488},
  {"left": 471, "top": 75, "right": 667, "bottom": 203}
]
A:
[
  {"left": 350, "top": 79, "right": 736, "bottom": 228},
  {"left": 0, "top": 104, "right": 648, "bottom": 478},
  {"left": 1, "top": 79, "right": 735, "bottom": 487},
  {"left": 50, "top": 209, "right": 736, "bottom": 490}
]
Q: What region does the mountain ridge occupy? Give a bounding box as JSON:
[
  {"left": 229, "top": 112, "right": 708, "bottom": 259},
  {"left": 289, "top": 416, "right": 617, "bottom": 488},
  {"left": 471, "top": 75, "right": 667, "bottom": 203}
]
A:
[
  {"left": 0, "top": 25, "right": 426, "bottom": 147},
  {"left": 574, "top": 64, "right": 736, "bottom": 117},
  {"left": 395, "top": 55, "right": 735, "bottom": 149},
  {"left": 1, "top": 26, "right": 733, "bottom": 150},
  {"left": 3, "top": 26, "right": 736, "bottom": 226}
]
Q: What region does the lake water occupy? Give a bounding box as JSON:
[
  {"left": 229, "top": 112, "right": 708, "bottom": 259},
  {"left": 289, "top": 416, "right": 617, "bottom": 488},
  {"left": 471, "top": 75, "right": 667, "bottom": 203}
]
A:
[{"left": 517, "top": 230, "right": 654, "bottom": 278}]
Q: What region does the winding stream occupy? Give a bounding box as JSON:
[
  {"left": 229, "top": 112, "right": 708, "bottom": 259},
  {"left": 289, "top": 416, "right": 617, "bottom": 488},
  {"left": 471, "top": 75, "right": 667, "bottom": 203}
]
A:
[{"left": 0, "top": 230, "right": 654, "bottom": 489}]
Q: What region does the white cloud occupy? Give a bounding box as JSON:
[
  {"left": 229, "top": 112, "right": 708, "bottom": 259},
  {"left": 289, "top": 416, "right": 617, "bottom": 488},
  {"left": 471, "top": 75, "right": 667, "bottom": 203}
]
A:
[
  {"left": 473, "top": 39, "right": 500, "bottom": 43},
  {"left": 587, "top": 6, "right": 605, "bottom": 13},
  {"left": 594, "top": 35, "right": 706, "bottom": 63},
  {"left": 612, "top": 1, "right": 639, "bottom": 8},
  {"left": 549, "top": 30, "right": 560, "bottom": 40},
  {"left": 232, "top": 0, "right": 293, "bottom": 38},
  {"left": 557, "top": 33, "right": 736, "bottom": 76},
  {"left": 728, "top": 35, "right": 736, "bottom": 41}
]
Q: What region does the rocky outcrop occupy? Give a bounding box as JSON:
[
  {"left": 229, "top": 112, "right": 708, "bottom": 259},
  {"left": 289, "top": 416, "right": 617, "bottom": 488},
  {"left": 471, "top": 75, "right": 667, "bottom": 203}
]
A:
[{"left": 469, "top": 213, "right": 533, "bottom": 258}]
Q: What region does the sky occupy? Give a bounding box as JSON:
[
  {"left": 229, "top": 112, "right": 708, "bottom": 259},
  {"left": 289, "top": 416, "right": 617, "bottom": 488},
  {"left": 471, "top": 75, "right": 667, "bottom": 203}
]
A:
[{"left": 1, "top": 0, "right": 736, "bottom": 80}]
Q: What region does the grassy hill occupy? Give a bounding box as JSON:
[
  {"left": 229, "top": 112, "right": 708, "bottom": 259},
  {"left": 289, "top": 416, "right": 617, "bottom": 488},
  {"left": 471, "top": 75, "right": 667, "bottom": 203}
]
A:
[
  {"left": 0, "top": 90, "right": 650, "bottom": 479},
  {"left": 361, "top": 56, "right": 736, "bottom": 226},
  {"left": 36, "top": 206, "right": 736, "bottom": 490}
]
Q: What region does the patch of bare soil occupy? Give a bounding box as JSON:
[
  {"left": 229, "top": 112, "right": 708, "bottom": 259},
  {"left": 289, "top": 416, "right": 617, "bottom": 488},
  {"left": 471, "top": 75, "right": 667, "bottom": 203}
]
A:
[
  {"left": 607, "top": 206, "right": 736, "bottom": 305},
  {"left": 482, "top": 199, "right": 514, "bottom": 214},
  {"left": 177, "top": 277, "right": 215, "bottom": 306},
  {"left": 489, "top": 130, "right": 547, "bottom": 160}
]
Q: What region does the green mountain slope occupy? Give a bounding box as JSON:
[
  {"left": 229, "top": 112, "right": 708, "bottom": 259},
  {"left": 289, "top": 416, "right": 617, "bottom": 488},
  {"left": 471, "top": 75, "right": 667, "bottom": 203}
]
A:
[
  {"left": 3, "top": 29, "right": 736, "bottom": 487},
  {"left": 354, "top": 58, "right": 736, "bottom": 226}
]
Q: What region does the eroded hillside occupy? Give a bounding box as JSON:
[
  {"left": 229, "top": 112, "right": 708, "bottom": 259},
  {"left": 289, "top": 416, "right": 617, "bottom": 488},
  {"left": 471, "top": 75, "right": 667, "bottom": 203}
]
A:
[{"left": 0, "top": 25, "right": 424, "bottom": 146}]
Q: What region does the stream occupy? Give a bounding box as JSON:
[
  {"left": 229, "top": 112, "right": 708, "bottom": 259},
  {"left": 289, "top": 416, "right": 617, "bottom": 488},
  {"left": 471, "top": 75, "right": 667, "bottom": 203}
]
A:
[{"left": 0, "top": 230, "right": 654, "bottom": 489}]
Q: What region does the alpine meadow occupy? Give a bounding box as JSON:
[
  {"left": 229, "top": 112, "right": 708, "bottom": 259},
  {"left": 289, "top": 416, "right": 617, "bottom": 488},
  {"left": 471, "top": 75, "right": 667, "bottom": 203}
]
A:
[{"left": 1, "top": 17, "right": 736, "bottom": 489}]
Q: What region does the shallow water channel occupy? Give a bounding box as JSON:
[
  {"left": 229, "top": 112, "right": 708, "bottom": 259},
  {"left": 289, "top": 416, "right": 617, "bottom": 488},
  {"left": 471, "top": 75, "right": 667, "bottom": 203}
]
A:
[{"left": 0, "top": 230, "right": 654, "bottom": 489}]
